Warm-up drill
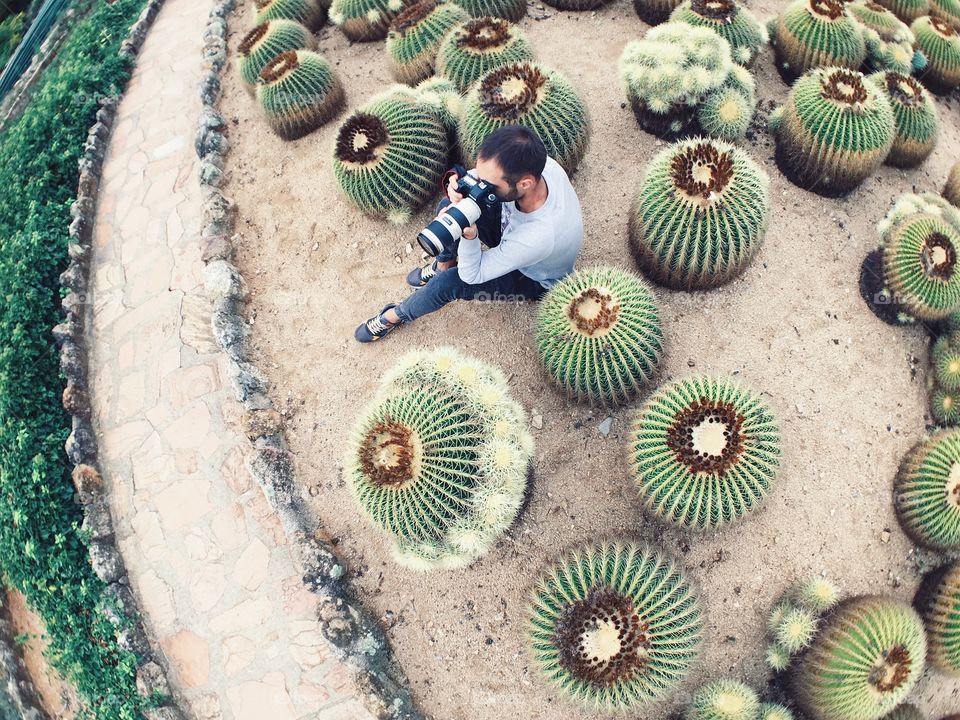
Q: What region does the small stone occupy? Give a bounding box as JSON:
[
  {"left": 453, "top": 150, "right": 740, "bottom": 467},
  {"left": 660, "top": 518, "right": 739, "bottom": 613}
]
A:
[
  {"left": 203, "top": 260, "right": 248, "bottom": 301},
  {"left": 880, "top": 529, "right": 891, "bottom": 543},
  {"left": 211, "top": 305, "right": 248, "bottom": 360},
  {"left": 311, "top": 242, "right": 319, "bottom": 251},
  {"left": 103, "top": 582, "right": 139, "bottom": 623},
  {"left": 81, "top": 502, "right": 114, "bottom": 540},
  {"left": 405, "top": 243, "right": 413, "bottom": 255},
  {"left": 242, "top": 408, "right": 283, "bottom": 442},
  {"left": 62, "top": 384, "right": 91, "bottom": 417},
  {"left": 144, "top": 708, "right": 186, "bottom": 720},
  {"left": 531, "top": 414, "right": 543, "bottom": 430},
  {"left": 65, "top": 420, "right": 97, "bottom": 465},
  {"left": 89, "top": 542, "right": 125, "bottom": 583},
  {"left": 597, "top": 416, "right": 614, "bottom": 437},
  {"left": 72, "top": 464, "right": 104, "bottom": 501},
  {"left": 117, "top": 623, "right": 152, "bottom": 663},
  {"left": 200, "top": 234, "right": 231, "bottom": 262},
  {"left": 201, "top": 190, "right": 235, "bottom": 233},
  {"left": 60, "top": 341, "right": 86, "bottom": 383},
  {"left": 52, "top": 321, "right": 79, "bottom": 347},
  {"left": 227, "top": 359, "right": 268, "bottom": 403},
  {"left": 199, "top": 161, "right": 223, "bottom": 187},
  {"left": 136, "top": 661, "right": 171, "bottom": 699}
]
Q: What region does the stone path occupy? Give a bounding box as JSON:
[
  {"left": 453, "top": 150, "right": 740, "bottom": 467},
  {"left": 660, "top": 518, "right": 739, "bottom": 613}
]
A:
[{"left": 88, "top": 1, "right": 373, "bottom": 717}]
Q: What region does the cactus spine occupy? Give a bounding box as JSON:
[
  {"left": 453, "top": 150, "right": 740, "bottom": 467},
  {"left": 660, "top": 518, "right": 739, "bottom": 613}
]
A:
[
  {"left": 913, "top": 15, "right": 960, "bottom": 93},
  {"left": 770, "top": 0, "right": 867, "bottom": 76},
  {"left": 435, "top": 16, "right": 535, "bottom": 92},
  {"left": 866, "top": 71, "right": 938, "bottom": 167},
  {"left": 669, "top": 0, "right": 769, "bottom": 66}
]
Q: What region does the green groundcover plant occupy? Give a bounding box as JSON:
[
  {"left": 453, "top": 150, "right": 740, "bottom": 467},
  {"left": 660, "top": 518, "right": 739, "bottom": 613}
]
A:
[{"left": 0, "top": 0, "right": 156, "bottom": 717}]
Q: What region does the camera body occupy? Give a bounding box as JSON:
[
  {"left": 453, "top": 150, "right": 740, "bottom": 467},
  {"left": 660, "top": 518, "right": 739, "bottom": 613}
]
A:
[{"left": 417, "top": 165, "right": 500, "bottom": 258}]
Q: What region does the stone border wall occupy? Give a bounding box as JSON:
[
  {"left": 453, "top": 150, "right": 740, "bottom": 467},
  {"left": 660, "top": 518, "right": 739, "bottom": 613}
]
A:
[
  {"left": 52, "top": 2, "right": 186, "bottom": 719},
  {"left": 193, "top": 5, "right": 423, "bottom": 719}
]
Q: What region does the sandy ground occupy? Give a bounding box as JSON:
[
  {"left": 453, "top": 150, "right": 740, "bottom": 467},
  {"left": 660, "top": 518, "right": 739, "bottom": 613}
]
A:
[{"left": 220, "top": 1, "right": 960, "bottom": 717}]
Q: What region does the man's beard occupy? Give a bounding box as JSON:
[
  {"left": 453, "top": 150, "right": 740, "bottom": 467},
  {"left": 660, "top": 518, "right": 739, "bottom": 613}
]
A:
[{"left": 495, "top": 183, "right": 521, "bottom": 202}]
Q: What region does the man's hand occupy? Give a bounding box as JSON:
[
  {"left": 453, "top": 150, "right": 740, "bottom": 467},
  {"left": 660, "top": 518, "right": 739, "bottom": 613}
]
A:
[
  {"left": 462, "top": 225, "right": 478, "bottom": 240},
  {"left": 446, "top": 173, "right": 464, "bottom": 204}
]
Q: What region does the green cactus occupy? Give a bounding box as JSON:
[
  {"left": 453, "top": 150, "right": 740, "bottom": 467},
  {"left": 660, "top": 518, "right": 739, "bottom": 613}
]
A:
[
  {"left": 770, "top": 0, "right": 867, "bottom": 76},
  {"left": 237, "top": 19, "right": 314, "bottom": 95},
  {"left": 620, "top": 23, "right": 757, "bottom": 140},
  {"left": 333, "top": 89, "right": 448, "bottom": 224},
  {"left": 330, "top": 0, "right": 411, "bottom": 41},
  {"left": 913, "top": 15, "right": 960, "bottom": 93},
  {"left": 347, "top": 347, "right": 532, "bottom": 570},
  {"left": 415, "top": 75, "right": 462, "bottom": 144},
  {"left": 256, "top": 51, "right": 344, "bottom": 140},
  {"left": 934, "top": 335, "right": 960, "bottom": 390},
  {"left": 535, "top": 266, "right": 664, "bottom": 407},
  {"left": 459, "top": 61, "right": 590, "bottom": 174},
  {"left": 850, "top": 1, "right": 922, "bottom": 73},
  {"left": 543, "top": 0, "right": 611, "bottom": 9},
  {"left": 528, "top": 541, "right": 704, "bottom": 710},
  {"left": 918, "top": 562, "right": 960, "bottom": 676},
  {"left": 669, "top": 0, "right": 769, "bottom": 66},
  {"left": 766, "top": 644, "right": 792, "bottom": 672},
  {"left": 452, "top": 0, "right": 526, "bottom": 21},
  {"left": 386, "top": 0, "right": 470, "bottom": 85},
  {"left": 872, "top": 0, "right": 929, "bottom": 23},
  {"left": 772, "top": 67, "right": 894, "bottom": 194},
  {"left": 628, "top": 138, "right": 769, "bottom": 290},
  {"left": 932, "top": 387, "right": 960, "bottom": 425},
  {"left": 628, "top": 375, "right": 782, "bottom": 531},
  {"left": 687, "top": 680, "right": 760, "bottom": 720},
  {"left": 768, "top": 599, "right": 795, "bottom": 636},
  {"left": 775, "top": 606, "right": 818, "bottom": 654},
  {"left": 865, "top": 71, "right": 938, "bottom": 168},
  {"left": 946, "top": 161, "right": 960, "bottom": 208},
  {"left": 881, "top": 706, "right": 925, "bottom": 720},
  {"left": 760, "top": 703, "right": 795, "bottom": 720},
  {"left": 435, "top": 16, "right": 535, "bottom": 93},
  {"left": 894, "top": 430, "right": 960, "bottom": 550},
  {"left": 931, "top": 0, "right": 960, "bottom": 29},
  {"left": 793, "top": 577, "right": 840, "bottom": 613},
  {"left": 792, "top": 596, "right": 926, "bottom": 720},
  {"left": 634, "top": 0, "right": 685, "bottom": 24},
  {"left": 253, "top": 0, "right": 327, "bottom": 30}
]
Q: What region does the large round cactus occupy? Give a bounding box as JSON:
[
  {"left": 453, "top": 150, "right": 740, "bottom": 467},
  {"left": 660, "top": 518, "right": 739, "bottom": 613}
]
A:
[
  {"left": 931, "top": 0, "right": 960, "bottom": 29},
  {"left": 946, "top": 161, "right": 960, "bottom": 208},
  {"left": 347, "top": 347, "right": 532, "bottom": 569},
  {"left": 917, "top": 562, "right": 960, "bottom": 675},
  {"left": 913, "top": 15, "right": 960, "bottom": 93},
  {"left": 543, "top": 0, "right": 612, "bottom": 10},
  {"left": 629, "top": 138, "right": 769, "bottom": 290},
  {"left": 770, "top": 67, "right": 893, "bottom": 194},
  {"left": 881, "top": 214, "right": 960, "bottom": 321},
  {"left": 687, "top": 679, "right": 760, "bottom": 720},
  {"left": 894, "top": 430, "right": 960, "bottom": 550},
  {"left": 866, "top": 71, "right": 938, "bottom": 167},
  {"left": 436, "top": 16, "right": 534, "bottom": 92},
  {"left": 628, "top": 375, "right": 782, "bottom": 531},
  {"left": 459, "top": 61, "right": 590, "bottom": 173},
  {"left": 237, "top": 20, "right": 315, "bottom": 95},
  {"left": 333, "top": 89, "right": 448, "bottom": 224},
  {"left": 386, "top": 0, "right": 470, "bottom": 85},
  {"left": 791, "top": 596, "right": 926, "bottom": 720},
  {"left": 770, "top": 0, "right": 867, "bottom": 76},
  {"left": 452, "top": 0, "right": 526, "bottom": 20},
  {"left": 330, "top": 0, "right": 411, "bottom": 40},
  {"left": 669, "top": 0, "right": 769, "bottom": 66},
  {"left": 535, "top": 267, "right": 664, "bottom": 407},
  {"left": 415, "top": 75, "right": 462, "bottom": 145},
  {"left": 634, "top": 0, "right": 684, "bottom": 24},
  {"left": 256, "top": 51, "right": 345, "bottom": 139},
  {"left": 620, "top": 23, "right": 756, "bottom": 140},
  {"left": 253, "top": 0, "right": 327, "bottom": 30},
  {"left": 872, "top": 0, "right": 928, "bottom": 22},
  {"left": 528, "top": 541, "right": 704, "bottom": 710},
  {"left": 850, "top": 1, "right": 922, "bottom": 73}
]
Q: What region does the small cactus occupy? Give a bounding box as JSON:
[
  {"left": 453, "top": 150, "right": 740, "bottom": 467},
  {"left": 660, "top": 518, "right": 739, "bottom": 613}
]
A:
[
  {"left": 771, "top": 67, "right": 894, "bottom": 195},
  {"left": 933, "top": 387, "right": 960, "bottom": 425},
  {"left": 330, "top": 0, "right": 412, "bottom": 41},
  {"left": 687, "top": 680, "right": 760, "bottom": 720},
  {"left": 872, "top": 0, "right": 929, "bottom": 23},
  {"left": 931, "top": 0, "right": 960, "bottom": 30},
  {"left": 253, "top": 0, "right": 327, "bottom": 30},
  {"left": 866, "top": 71, "right": 938, "bottom": 168},
  {"left": 628, "top": 375, "right": 782, "bottom": 531},
  {"left": 793, "top": 577, "right": 840, "bottom": 613},
  {"left": 934, "top": 335, "right": 960, "bottom": 391},
  {"left": 237, "top": 20, "right": 315, "bottom": 95},
  {"left": 946, "top": 161, "right": 960, "bottom": 208},
  {"left": 669, "top": 0, "right": 769, "bottom": 66},
  {"left": 620, "top": 23, "right": 757, "bottom": 140},
  {"left": 913, "top": 15, "right": 960, "bottom": 93},
  {"left": 760, "top": 703, "right": 796, "bottom": 720},
  {"left": 770, "top": 0, "right": 867, "bottom": 76},
  {"left": 766, "top": 644, "right": 792, "bottom": 672},
  {"left": 881, "top": 706, "right": 925, "bottom": 720},
  {"left": 452, "top": 0, "right": 526, "bottom": 20},
  {"left": 528, "top": 541, "right": 704, "bottom": 710},
  {"left": 435, "top": 16, "right": 535, "bottom": 93},
  {"left": 894, "top": 430, "right": 960, "bottom": 550},
  {"left": 256, "top": 51, "right": 345, "bottom": 139},
  {"left": 333, "top": 88, "right": 448, "bottom": 224},
  {"left": 629, "top": 137, "right": 769, "bottom": 290},
  {"left": 775, "top": 606, "right": 818, "bottom": 654},
  {"left": 535, "top": 266, "right": 664, "bottom": 406},
  {"left": 917, "top": 562, "right": 960, "bottom": 675},
  {"left": 634, "top": 0, "right": 685, "bottom": 24},
  {"left": 792, "top": 596, "right": 926, "bottom": 720},
  {"left": 850, "top": 1, "right": 922, "bottom": 74},
  {"left": 386, "top": 0, "right": 470, "bottom": 85},
  {"left": 768, "top": 599, "right": 795, "bottom": 635},
  {"left": 346, "top": 347, "right": 532, "bottom": 569},
  {"left": 459, "top": 61, "right": 590, "bottom": 173}
]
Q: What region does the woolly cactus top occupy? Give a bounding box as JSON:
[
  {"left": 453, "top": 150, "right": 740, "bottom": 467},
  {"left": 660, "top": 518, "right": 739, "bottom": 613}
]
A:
[
  {"left": 390, "top": 0, "right": 439, "bottom": 31},
  {"left": 879, "top": 70, "right": 927, "bottom": 106},
  {"left": 691, "top": 0, "right": 736, "bottom": 20},
  {"left": 259, "top": 50, "right": 300, "bottom": 84},
  {"left": 453, "top": 14, "right": 513, "bottom": 49},
  {"left": 335, "top": 112, "right": 390, "bottom": 166},
  {"left": 805, "top": 0, "right": 847, "bottom": 20},
  {"left": 477, "top": 62, "right": 547, "bottom": 119}
]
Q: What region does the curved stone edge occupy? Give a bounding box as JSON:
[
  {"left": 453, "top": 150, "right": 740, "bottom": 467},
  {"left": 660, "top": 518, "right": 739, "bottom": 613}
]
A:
[
  {"left": 0, "top": 592, "right": 48, "bottom": 720},
  {"left": 194, "top": 6, "right": 424, "bottom": 719},
  {"left": 52, "top": 2, "right": 186, "bottom": 719}
]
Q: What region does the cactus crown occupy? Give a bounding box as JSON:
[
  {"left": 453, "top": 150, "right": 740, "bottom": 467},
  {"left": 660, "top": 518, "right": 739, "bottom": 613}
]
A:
[
  {"left": 259, "top": 50, "right": 299, "bottom": 83},
  {"left": 671, "top": 141, "right": 734, "bottom": 203},
  {"left": 565, "top": 287, "right": 621, "bottom": 337},
  {"left": 820, "top": 68, "right": 869, "bottom": 105},
  {"left": 691, "top": 0, "right": 736, "bottom": 19},
  {"left": 920, "top": 231, "right": 958, "bottom": 280},
  {"left": 456, "top": 15, "right": 511, "bottom": 49},
  {"left": 668, "top": 397, "right": 745, "bottom": 474},
  {"left": 391, "top": 0, "right": 437, "bottom": 31},
  {"left": 809, "top": 0, "right": 845, "bottom": 19},
  {"left": 255, "top": 0, "right": 272, "bottom": 7},
  {"left": 478, "top": 63, "right": 545, "bottom": 119},
  {"left": 931, "top": 14, "right": 956, "bottom": 35},
  {"left": 239, "top": 23, "right": 270, "bottom": 55},
  {"left": 883, "top": 71, "right": 925, "bottom": 105},
  {"left": 335, "top": 113, "right": 389, "bottom": 165}
]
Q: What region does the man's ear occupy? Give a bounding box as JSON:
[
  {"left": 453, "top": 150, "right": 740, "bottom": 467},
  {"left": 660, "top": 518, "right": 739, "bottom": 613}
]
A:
[{"left": 518, "top": 174, "right": 536, "bottom": 192}]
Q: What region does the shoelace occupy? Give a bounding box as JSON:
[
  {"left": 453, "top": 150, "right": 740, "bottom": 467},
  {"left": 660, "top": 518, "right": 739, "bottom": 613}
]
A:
[
  {"left": 367, "top": 313, "right": 391, "bottom": 335},
  {"left": 421, "top": 261, "right": 437, "bottom": 282}
]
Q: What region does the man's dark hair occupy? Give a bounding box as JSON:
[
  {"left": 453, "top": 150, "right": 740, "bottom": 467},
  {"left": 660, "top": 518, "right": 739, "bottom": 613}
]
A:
[{"left": 477, "top": 125, "right": 547, "bottom": 186}]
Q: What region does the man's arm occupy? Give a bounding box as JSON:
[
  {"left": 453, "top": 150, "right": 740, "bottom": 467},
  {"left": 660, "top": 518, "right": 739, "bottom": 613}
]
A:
[{"left": 456, "top": 226, "right": 552, "bottom": 285}]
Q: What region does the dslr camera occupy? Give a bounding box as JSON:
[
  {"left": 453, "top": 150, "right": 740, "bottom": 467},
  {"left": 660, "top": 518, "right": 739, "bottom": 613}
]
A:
[{"left": 417, "top": 165, "right": 500, "bottom": 257}]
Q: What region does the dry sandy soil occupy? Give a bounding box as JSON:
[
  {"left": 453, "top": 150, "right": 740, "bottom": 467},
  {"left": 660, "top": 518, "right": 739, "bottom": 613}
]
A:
[{"left": 220, "top": 1, "right": 960, "bottom": 717}]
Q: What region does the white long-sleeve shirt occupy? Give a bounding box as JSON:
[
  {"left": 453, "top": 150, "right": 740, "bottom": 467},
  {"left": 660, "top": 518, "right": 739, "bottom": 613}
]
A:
[{"left": 456, "top": 157, "right": 583, "bottom": 289}]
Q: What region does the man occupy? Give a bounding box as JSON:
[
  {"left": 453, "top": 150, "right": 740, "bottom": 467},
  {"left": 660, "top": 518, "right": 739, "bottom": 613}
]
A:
[{"left": 354, "top": 125, "right": 584, "bottom": 342}]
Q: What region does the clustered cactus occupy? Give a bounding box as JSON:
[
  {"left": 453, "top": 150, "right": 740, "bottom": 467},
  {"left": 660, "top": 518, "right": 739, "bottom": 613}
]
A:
[
  {"left": 917, "top": 561, "right": 960, "bottom": 676},
  {"left": 670, "top": 0, "right": 769, "bottom": 66},
  {"left": 330, "top": 0, "right": 411, "bottom": 41},
  {"left": 256, "top": 50, "right": 345, "bottom": 139},
  {"left": 866, "top": 71, "right": 938, "bottom": 167},
  {"left": 237, "top": 19, "right": 315, "bottom": 95},
  {"left": 453, "top": 0, "right": 526, "bottom": 21},
  {"left": 894, "top": 429, "right": 960, "bottom": 549},
  {"left": 687, "top": 679, "right": 760, "bottom": 720},
  {"left": 253, "top": 0, "right": 327, "bottom": 31},
  {"left": 619, "top": 23, "right": 757, "bottom": 140},
  {"left": 346, "top": 347, "right": 533, "bottom": 569},
  {"left": 459, "top": 61, "right": 590, "bottom": 173},
  {"left": 791, "top": 596, "right": 926, "bottom": 720},
  {"left": 769, "top": 67, "right": 894, "bottom": 195},
  {"left": 873, "top": 0, "right": 928, "bottom": 23},
  {"left": 849, "top": 0, "right": 924, "bottom": 73},
  {"left": 385, "top": 0, "right": 470, "bottom": 84},
  {"left": 765, "top": 577, "right": 840, "bottom": 671},
  {"left": 527, "top": 541, "right": 704, "bottom": 710},
  {"left": 333, "top": 87, "right": 448, "bottom": 223},
  {"left": 629, "top": 137, "right": 770, "bottom": 290},
  {"left": 535, "top": 266, "right": 664, "bottom": 406},
  {"left": 435, "top": 16, "right": 535, "bottom": 92},
  {"left": 769, "top": 0, "right": 866, "bottom": 76},
  {"left": 913, "top": 15, "right": 960, "bottom": 93},
  {"left": 628, "top": 375, "right": 782, "bottom": 531}
]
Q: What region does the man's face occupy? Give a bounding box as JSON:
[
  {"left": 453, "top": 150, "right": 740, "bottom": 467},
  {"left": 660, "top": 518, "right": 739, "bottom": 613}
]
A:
[{"left": 475, "top": 156, "right": 525, "bottom": 202}]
